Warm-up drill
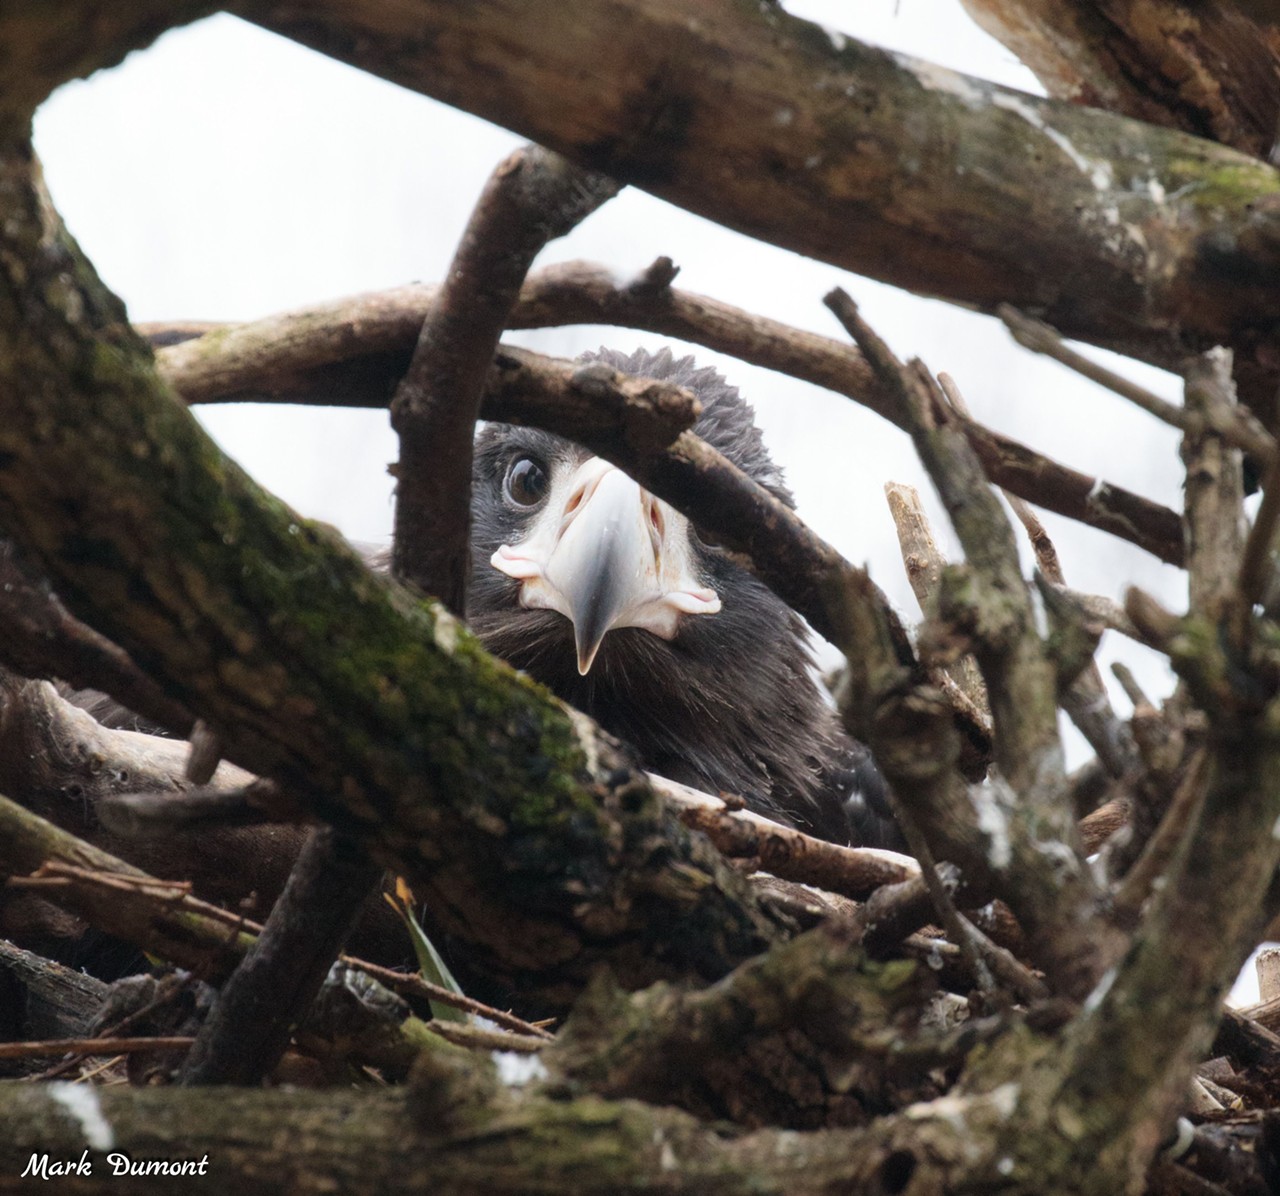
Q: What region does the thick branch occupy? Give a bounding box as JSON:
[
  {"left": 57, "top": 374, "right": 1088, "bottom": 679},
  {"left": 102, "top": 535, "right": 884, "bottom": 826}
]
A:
[
  {"left": 248, "top": 0, "right": 1280, "bottom": 374},
  {"left": 0, "top": 540, "right": 193, "bottom": 736},
  {"left": 0, "top": 136, "right": 782, "bottom": 1011},
  {"left": 544, "top": 922, "right": 943, "bottom": 1128},
  {"left": 0, "top": 1074, "right": 1006, "bottom": 1195},
  {"left": 0, "top": 3, "right": 215, "bottom": 118},
  {"left": 960, "top": 0, "right": 1280, "bottom": 159}
]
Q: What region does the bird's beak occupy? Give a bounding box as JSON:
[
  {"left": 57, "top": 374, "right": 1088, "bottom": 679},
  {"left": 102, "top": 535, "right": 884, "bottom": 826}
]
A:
[{"left": 490, "top": 458, "right": 721, "bottom": 674}]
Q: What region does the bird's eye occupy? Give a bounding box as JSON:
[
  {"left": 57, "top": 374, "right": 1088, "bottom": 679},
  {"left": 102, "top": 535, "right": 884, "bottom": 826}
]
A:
[{"left": 504, "top": 457, "right": 549, "bottom": 507}]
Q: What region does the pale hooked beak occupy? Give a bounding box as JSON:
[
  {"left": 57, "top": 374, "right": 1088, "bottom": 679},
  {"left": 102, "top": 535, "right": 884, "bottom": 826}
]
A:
[{"left": 490, "top": 458, "right": 721, "bottom": 674}]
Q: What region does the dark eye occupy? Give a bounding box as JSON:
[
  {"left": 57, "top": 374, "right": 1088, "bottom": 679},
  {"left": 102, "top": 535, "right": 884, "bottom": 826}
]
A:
[{"left": 504, "top": 457, "right": 549, "bottom": 507}]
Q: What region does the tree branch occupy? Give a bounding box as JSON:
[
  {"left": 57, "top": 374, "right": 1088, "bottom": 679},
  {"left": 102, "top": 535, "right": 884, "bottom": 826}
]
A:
[
  {"left": 826, "top": 289, "right": 1118, "bottom": 1000},
  {"left": 155, "top": 261, "right": 1188, "bottom": 565},
  {"left": 0, "top": 134, "right": 783, "bottom": 1012},
  {"left": 390, "top": 145, "right": 619, "bottom": 605},
  {"left": 177, "top": 827, "right": 383, "bottom": 1085},
  {"left": 247, "top": 0, "right": 1280, "bottom": 378},
  {"left": 960, "top": 0, "right": 1280, "bottom": 159}
]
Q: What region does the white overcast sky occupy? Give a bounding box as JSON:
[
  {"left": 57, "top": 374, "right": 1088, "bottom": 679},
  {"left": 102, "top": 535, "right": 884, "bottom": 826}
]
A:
[{"left": 32, "top": 2, "right": 1189, "bottom": 742}]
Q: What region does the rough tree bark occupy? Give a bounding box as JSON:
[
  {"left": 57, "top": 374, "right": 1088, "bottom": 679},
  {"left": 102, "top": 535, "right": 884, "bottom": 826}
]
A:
[
  {"left": 5, "top": 2, "right": 1280, "bottom": 1195},
  {"left": 0, "top": 131, "right": 790, "bottom": 1012},
  {"left": 246, "top": 0, "right": 1280, "bottom": 386},
  {"left": 960, "top": 0, "right": 1280, "bottom": 159}
]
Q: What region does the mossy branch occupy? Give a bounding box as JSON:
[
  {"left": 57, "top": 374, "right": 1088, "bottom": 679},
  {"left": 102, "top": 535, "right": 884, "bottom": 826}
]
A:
[{"left": 0, "top": 138, "right": 783, "bottom": 1012}]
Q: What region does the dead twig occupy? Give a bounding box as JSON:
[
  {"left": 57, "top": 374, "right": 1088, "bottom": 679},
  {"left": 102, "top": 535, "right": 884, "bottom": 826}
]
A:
[
  {"left": 7, "top": 859, "right": 266, "bottom": 937},
  {"left": 938, "top": 372, "right": 1135, "bottom": 781},
  {"left": 1000, "top": 306, "right": 1275, "bottom": 466},
  {"left": 1049, "top": 588, "right": 1142, "bottom": 644},
  {"left": 0, "top": 1036, "right": 194, "bottom": 1061},
  {"left": 2, "top": 796, "right": 553, "bottom": 1045},
  {"left": 390, "top": 146, "right": 619, "bottom": 608},
  {"left": 423, "top": 1020, "right": 547, "bottom": 1055},
  {"left": 826, "top": 288, "right": 1116, "bottom": 1001},
  {"left": 651, "top": 773, "right": 919, "bottom": 898},
  {"left": 342, "top": 956, "right": 554, "bottom": 1040},
  {"left": 1111, "top": 749, "right": 1209, "bottom": 920},
  {"left": 155, "top": 260, "right": 1186, "bottom": 566},
  {"left": 179, "top": 827, "right": 384, "bottom": 1086},
  {"left": 1181, "top": 348, "right": 1246, "bottom": 621},
  {"left": 884, "top": 481, "right": 991, "bottom": 731}
]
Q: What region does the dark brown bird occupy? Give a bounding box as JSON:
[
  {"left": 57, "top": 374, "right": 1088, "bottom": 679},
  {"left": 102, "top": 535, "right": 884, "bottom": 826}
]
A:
[{"left": 468, "top": 347, "right": 892, "bottom": 846}]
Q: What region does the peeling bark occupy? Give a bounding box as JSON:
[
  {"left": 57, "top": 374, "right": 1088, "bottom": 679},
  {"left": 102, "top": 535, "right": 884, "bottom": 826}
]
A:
[
  {"left": 245, "top": 0, "right": 1280, "bottom": 379},
  {"left": 961, "top": 0, "right": 1280, "bottom": 159}
]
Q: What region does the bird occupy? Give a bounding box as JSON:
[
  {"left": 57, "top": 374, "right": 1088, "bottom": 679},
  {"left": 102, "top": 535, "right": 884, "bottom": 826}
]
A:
[
  {"left": 35, "top": 345, "right": 893, "bottom": 850},
  {"left": 3, "top": 347, "right": 894, "bottom": 990},
  {"left": 467, "top": 346, "right": 891, "bottom": 847}
]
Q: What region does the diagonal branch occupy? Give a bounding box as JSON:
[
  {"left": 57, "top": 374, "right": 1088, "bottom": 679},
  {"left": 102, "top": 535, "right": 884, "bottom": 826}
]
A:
[
  {"left": 390, "top": 145, "right": 619, "bottom": 607},
  {"left": 826, "top": 289, "right": 1117, "bottom": 1000},
  {"left": 0, "top": 133, "right": 786, "bottom": 1012},
  {"left": 177, "top": 827, "right": 383, "bottom": 1085},
  {"left": 248, "top": 0, "right": 1280, "bottom": 381},
  {"left": 154, "top": 261, "right": 1187, "bottom": 565}
]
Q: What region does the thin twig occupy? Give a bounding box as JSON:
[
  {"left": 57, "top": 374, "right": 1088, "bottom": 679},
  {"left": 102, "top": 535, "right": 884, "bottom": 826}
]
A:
[
  {"left": 884, "top": 481, "right": 990, "bottom": 727},
  {"left": 1238, "top": 452, "right": 1280, "bottom": 617},
  {"left": 424, "top": 1020, "right": 547, "bottom": 1054},
  {"left": 0, "top": 1036, "right": 194, "bottom": 1061},
  {"left": 956, "top": 913, "right": 1049, "bottom": 1005},
  {"left": 1111, "top": 749, "right": 1209, "bottom": 919},
  {"left": 340, "top": 956, "right": 555, "bottom": 1039},
  {"left": 1000, "top": 305, "right": 1275, "bottom": 465},
  {"left": 155, "top": 261, "right": 1187, "bottom": 566},
  {"left": 936, "top": 374, "right": 1065, "bottom": 585},
  {"left": 1049, "top": 588, "right": 1142, "bottom": 643},
  {"left": 883, "top": 802, "right": 995, "bottom": 995},
  {"left": 9, "top": 861, "right": 266, "bottom": 934},
  {"left": 2, "top": 793, "right": 553, "bottom": 1044},
  {"left": 827, "top": 288, "right": 1115, "bottom": 1002},
  {"left": 651, "top": 772, "right": 919, "bottom": 896},
  {"left": 938, "top": 372, "right": 1133, "bottom": 778}
]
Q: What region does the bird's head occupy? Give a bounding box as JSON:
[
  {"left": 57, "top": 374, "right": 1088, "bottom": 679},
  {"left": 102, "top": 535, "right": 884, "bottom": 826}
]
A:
[
  {"left": 468, "top": 348, "right": 797, "bottom": 686},
  {"left": 467, "top": 347, "right": 871, "bottom": 844},
  {"left": 485, "top": 445, "right": 720, "bottom": 674}
]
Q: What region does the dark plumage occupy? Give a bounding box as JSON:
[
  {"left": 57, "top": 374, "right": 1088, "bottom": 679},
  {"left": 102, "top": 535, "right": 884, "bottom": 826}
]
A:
[
  {"left": 469, "top": 347, "right": 889, "bottom": 846},
  {"left": 50, "top": 348, "right": 892, "bottom": 846}
]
